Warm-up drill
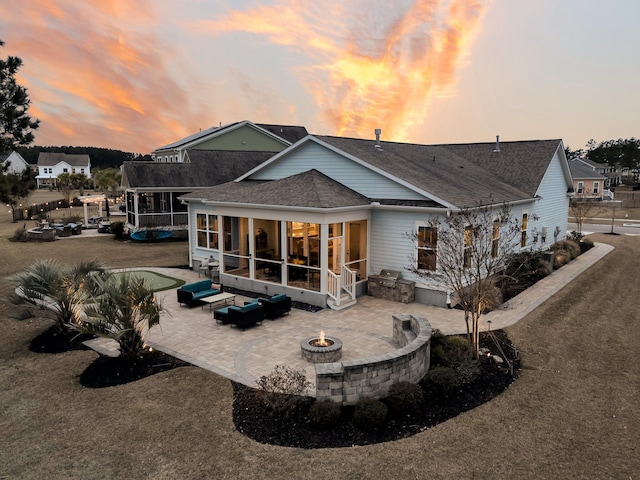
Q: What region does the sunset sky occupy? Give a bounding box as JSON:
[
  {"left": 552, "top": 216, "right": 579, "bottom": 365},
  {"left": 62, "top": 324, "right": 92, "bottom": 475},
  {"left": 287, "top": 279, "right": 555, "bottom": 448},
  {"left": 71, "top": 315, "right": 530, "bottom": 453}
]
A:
[{"left": 1, "top": 0, "right": 638, "bottom": 154}]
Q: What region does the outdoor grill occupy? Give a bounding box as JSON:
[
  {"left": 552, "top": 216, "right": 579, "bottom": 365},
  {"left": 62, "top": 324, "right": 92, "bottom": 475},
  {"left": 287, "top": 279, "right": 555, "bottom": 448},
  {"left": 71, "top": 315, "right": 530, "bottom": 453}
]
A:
[
  {"left": 369, "top": 269, "right": 402, "bottom": 288},
  {"left": 368, "top": 269, "right": 415, "bottom": 304}
]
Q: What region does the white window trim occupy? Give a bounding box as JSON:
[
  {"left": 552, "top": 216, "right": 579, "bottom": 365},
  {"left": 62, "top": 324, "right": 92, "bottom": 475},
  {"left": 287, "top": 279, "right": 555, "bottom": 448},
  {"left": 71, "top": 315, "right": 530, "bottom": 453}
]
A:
[
  {"left": 415, "top": 222, "right": 438, "bottom": 272},
  {"left": 520, "top": 211, "right": 528, "bottom": 249},
  {"left": 195, "top": 211, "right": 220, "bottom": 251}
]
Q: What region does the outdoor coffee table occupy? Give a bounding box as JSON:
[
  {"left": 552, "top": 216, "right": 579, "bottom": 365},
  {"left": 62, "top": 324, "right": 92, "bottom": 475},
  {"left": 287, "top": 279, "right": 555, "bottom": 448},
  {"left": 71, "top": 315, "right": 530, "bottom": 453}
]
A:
[{"left": 200, "top": 292, "right": 236, "bottom": 311}]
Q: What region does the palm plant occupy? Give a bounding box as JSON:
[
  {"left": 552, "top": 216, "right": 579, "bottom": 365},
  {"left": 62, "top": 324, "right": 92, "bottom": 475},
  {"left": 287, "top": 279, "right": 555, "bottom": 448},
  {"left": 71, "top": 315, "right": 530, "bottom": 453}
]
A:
[
  {"left": 78, "top": 273, "right": 163, "bottom": 359},
  {"left": 8, "top": 259, "right": 106, "bottom": 332}
]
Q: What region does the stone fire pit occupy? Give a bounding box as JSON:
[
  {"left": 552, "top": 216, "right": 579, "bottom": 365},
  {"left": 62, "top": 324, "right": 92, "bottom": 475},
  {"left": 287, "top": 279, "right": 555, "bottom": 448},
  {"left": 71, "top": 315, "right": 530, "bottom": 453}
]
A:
[{"left": 300, "top": 334, "right": 343, "bottom": 363}]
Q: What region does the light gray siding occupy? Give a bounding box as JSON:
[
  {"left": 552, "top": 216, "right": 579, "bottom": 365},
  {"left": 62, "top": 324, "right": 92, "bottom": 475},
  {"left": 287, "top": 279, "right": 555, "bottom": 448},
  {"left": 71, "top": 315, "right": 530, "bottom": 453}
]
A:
[
  {"left": 369, "top": 209, "right": 444, "bottom": 287},
  {"left": 250, "top": 142, "right": 426, "bottom": 200},
  {"left": 531, "top": 149, "right": 570, "bottom": 248}
]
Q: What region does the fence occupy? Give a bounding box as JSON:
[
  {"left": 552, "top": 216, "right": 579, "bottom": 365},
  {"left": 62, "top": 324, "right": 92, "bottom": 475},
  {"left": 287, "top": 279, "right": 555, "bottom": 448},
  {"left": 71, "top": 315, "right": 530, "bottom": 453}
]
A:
[{"left": 10, "top": 198, "right": 82, "bottom": 222}]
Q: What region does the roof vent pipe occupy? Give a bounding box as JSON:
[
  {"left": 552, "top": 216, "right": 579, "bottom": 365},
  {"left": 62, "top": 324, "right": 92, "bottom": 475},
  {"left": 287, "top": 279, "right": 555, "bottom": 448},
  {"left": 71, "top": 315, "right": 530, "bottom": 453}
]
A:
[
  {"left": 375, "top": 128, "right": 381, "bottom": 147},
  {"left": 493, "top": 135, "right": 500, "bottom": 153}
]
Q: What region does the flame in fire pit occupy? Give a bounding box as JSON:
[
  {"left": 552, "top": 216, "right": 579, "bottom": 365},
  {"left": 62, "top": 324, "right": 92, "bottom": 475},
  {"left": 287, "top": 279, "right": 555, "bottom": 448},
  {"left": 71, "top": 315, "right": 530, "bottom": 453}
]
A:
[{"left": 317, "top": 330, "right": 329, "bottom": 347}]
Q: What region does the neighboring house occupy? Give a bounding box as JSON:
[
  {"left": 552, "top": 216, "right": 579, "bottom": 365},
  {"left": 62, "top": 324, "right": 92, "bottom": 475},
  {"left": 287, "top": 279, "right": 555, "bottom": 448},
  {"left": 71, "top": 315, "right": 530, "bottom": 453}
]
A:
[
  {"left": 150, "top": 120, "right": 308, "bottom": 163},
  {"left": 568, "top": 158, "right": 606, "bottom": 199},
  {"left": 179, "top": 134, "right": 572, "bottom": 310},
  {"left": 574, "top": 157, "right": 622, "bottom": 188},
  {"left": 36, "top": 153, "right": 91, "bottom": 188},
  {"left": 121, "top": 121, "right": 308, "bottom": 231},
  {"left": 1, "top": 151, "right": 30, "bottom": 174}
]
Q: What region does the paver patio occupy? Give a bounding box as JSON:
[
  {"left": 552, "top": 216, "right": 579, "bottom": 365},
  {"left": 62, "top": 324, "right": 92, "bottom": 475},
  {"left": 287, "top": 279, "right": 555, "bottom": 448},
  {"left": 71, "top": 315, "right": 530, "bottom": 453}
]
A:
[{"left": 86, "top": 242, "right": 612, "bottom": 393}]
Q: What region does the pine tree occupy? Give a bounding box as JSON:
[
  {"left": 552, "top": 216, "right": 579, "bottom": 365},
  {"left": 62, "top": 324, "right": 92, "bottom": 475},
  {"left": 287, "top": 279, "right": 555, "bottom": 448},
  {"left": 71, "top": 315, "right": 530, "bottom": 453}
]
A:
[{"left": 0, "top": 39, "right": 39, "bottom": 152}]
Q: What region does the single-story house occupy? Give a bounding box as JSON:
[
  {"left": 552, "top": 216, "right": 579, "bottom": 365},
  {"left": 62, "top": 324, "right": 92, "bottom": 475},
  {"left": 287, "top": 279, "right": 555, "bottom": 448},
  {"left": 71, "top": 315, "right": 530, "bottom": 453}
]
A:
[
  {"left": 121, "top": 121, "right": 308, "bottom": 231},
  {"left": 568, "top": 158, "right": 607, "bottom": 199},
  {"left": 179, "top": 133, "right": 572, "bottom": 310},
  {"left": 1, "top": 151, "right": 30, "bottom": 174},
  {"left": 36, "top": 153, "right": 91, "bottom": 188}
]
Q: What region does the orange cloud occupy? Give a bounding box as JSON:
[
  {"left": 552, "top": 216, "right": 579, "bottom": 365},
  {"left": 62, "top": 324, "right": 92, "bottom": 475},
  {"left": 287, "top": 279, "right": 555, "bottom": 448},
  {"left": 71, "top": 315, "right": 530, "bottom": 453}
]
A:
[
  {"left": 0, "top": 0, "right": 212, "bottom": 152},
  {"left": 204, "top": 0, "right": 489, "bottom": 141}
]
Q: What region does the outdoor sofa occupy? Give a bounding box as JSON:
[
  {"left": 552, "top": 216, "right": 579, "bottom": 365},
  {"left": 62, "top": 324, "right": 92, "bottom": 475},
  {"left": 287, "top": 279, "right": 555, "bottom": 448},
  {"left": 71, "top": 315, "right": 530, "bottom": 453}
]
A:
[
  {"left": 177, "top": 279, "right": 223, "bottom": 308},
  {"left": 257, "top": 294, "right": 292, "bottom": 320}
]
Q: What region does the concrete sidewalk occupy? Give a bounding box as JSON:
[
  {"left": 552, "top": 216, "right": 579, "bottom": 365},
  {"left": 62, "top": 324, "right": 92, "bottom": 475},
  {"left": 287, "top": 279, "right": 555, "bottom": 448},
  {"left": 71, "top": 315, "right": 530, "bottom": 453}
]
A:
[{"left": 86, "top": 242, "right": 613, "bottom": 389}]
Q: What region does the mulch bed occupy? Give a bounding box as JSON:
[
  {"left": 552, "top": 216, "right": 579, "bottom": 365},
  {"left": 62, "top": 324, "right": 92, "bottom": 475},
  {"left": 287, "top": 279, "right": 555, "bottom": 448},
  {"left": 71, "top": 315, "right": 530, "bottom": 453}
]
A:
[
  {"left": 79, "top": 350, "right": 191, "bottom": 388},
  {"left": 29, "top": 325, "right": 94, "bottom": 353},
  {"left": 233, "top": 330, "right": 520, "bottom": 449},
  {"left": 29, "top": 325, "right": 192, "bottom": 388},
  {"left": 30, "top": 323, "right": 519, "bottom": 449}
]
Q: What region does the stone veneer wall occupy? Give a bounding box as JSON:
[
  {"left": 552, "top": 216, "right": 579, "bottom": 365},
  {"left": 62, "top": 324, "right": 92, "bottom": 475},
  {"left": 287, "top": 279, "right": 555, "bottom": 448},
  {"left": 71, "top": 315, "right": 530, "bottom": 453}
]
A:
[{"left": 314, "top": 314, "right": 432, "bottom": 405}]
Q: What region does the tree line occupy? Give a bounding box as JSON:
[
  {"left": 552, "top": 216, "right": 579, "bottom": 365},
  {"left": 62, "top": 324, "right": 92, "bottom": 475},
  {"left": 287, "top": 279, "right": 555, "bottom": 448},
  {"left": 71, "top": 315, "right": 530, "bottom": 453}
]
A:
[
  {"left": 16, "top": 145, "right": 151, "bottom": 170},
  {"left": 566, "top": 138, "right": 640, "bottom": 174}
]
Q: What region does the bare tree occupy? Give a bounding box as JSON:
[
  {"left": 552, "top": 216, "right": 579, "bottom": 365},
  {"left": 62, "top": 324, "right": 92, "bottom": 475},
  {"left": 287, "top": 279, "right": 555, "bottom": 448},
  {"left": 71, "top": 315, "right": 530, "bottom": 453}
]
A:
[
  {"left": 569, "top": 190, "right": 604, "bottom": 235},
  {"left": 407, "top": 205, "right": 521, "bottom": 358}
]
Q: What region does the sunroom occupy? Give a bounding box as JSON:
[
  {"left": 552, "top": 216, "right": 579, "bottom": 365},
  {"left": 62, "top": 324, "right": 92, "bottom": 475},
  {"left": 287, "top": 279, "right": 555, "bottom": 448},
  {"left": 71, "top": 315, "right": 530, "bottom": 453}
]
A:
[{"left": 181, "top": 170, "right": 372, "bottom": 309}]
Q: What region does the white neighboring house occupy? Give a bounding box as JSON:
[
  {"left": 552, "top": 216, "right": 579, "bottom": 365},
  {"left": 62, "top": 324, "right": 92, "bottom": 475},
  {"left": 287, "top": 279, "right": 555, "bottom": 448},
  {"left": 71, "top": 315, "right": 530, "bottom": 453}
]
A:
[
  {"left": 1, "top": 151, "right": 30, "bottom": 174},
  {"left": 36, "top": 152, "right": 91, "bottom": 188}
]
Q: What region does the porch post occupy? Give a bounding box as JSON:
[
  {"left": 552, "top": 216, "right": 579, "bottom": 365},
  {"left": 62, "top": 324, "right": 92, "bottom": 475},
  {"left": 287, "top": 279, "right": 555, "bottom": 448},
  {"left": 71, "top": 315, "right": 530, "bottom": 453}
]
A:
[
  {"left": 281, "top": 220, "right": 288, "bottom": 285},
  {"left": 248, "top": 218, "right": 255, "bottom": 279},
  {"left": 133, "top": 192, "right": 139, "bottom": 228},
  {"left": 320, "top": 223, "right": 329, "bottom": 294}
]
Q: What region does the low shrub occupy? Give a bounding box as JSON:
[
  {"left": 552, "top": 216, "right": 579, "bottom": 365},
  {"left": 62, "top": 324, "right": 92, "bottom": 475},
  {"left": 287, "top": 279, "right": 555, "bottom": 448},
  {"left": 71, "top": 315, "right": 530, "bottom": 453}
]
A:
[
  {"left": 551, "top": 239, "right": 581, "bottom": 259},
  {"left": 384, "top": 381, "right": 424, "bottom": 417},
  {"left": 579, "top": 237, "right": 594, "bottom": 252},
  {"left": 308, "top": 400, "right": 342, "bottom": 430},
  {"left": 110, "top": 221, "right": 128, "bottom": 240},
  {"left": 255, "top": 365, "right": 313, "bottom": 418},
  {"left": 500, "top": 250, "right": 550, "bottom": 300},
  {"left": 431, "top": 333, "right": 472, "bottom": 368},
  {"left": 12, "top": 227, "right": 27, "bottom": 242},
  {"left": 420, "top": 366, "right": 460, "bottom": 400},
  {"left": 353, "top": 397, "right": 387, "bottom": 432},
  {"left": 568, "top": 230, "right": 584, "bottom": 241},
  {"left": 256, "top": 365, "right": 312, "bottom": 395},
  {"left": 553, "top": 249, "right": 571, "bottom": 269}
]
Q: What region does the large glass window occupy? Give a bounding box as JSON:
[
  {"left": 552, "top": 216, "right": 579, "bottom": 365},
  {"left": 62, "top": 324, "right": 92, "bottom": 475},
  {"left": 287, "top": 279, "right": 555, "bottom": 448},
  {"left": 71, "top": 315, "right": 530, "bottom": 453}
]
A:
[
  {"left": 253, "top": 219, "right": 282, "bottom": 284},
  {"left": 196, "top": 213, "right": 219, "bottom": 250},
  {"left": 345, "top": 220, "right": 367, "bottom": 281},
  {"left": 286, "top": 222, "right": 320, "bottom": 291},
  {"left": 417, "top": 226, "right": 437, "bottom": 271},
  {"left": 223, "top": 216, "right": 249, "bottom": 278}
]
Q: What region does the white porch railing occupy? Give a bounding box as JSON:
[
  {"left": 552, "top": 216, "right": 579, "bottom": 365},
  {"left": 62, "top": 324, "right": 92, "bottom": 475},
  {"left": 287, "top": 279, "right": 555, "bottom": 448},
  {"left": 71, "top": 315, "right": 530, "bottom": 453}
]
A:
[
  {"left": 326, "top": 266, "right": 357, "bottom": 308},
  {"left": 327, "top": 270, "right": 340, "bottom": 306},
  {"left": 342, "top": 264, "right": 356, "bottom": 299}
]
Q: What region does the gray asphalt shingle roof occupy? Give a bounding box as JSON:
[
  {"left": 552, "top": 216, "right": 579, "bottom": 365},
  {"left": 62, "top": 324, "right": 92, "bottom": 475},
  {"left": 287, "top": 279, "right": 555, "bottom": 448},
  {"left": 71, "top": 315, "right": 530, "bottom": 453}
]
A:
[
  {"left": 122, "top": 150, "right": 275, "bottom": 188},
  {"left": 37, "top": 152, "right": 90, "bottom": 167},
  {"left": 568, "top": 158, "right": 606, "bottom": 180},
  {"left": 316, "top": 136, "right": 543, "bottom": 207},
  {"left": 180, "top": 169, "right": 371, "bottom": 208},
  {"left": 441, "top": 139, "right": 563, "bottom": 196}
]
